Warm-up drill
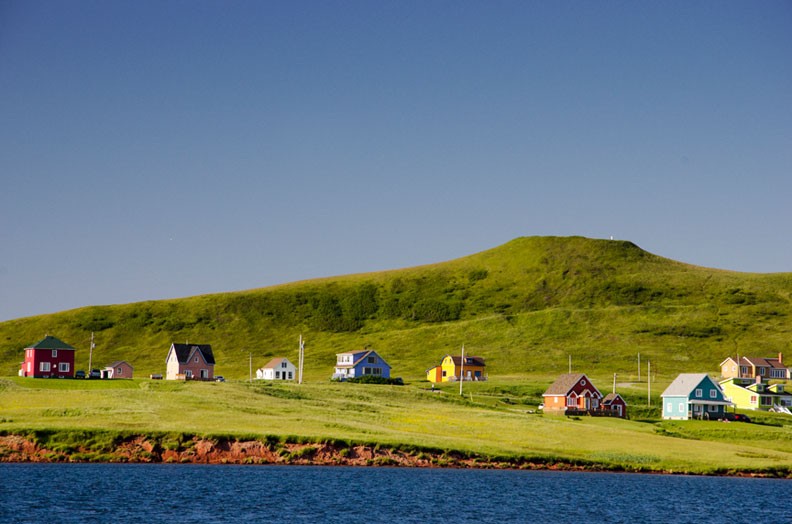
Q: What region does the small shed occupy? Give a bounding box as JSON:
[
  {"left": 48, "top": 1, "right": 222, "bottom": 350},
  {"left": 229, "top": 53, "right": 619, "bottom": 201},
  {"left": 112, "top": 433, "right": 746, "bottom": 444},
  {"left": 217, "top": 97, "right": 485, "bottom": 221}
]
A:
[{"left": 103, "top": 360, "right": 134, "bottom": 379}]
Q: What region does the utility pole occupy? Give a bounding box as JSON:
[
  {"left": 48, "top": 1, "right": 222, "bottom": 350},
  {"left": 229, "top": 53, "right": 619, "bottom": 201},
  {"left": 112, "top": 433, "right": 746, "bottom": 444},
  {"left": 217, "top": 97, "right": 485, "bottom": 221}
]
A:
[
  {"left": 88, "top": 332, "right": 95, "bottom": 372},
  {"left": 459, "top": 345, "right": 465, "bottom": 396}
]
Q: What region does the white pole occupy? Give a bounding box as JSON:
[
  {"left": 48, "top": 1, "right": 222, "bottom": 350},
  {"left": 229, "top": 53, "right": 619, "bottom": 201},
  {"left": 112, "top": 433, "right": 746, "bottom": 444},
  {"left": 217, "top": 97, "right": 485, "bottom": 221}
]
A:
[
  {"left": 298, "top": 335, "right": 305, "bottom": 384},
  {"left": 88, "top": 332, "right": 95, "bottom": 373},
  {"left": 459, "top": 345, "right": 465, "bottom": 396}
]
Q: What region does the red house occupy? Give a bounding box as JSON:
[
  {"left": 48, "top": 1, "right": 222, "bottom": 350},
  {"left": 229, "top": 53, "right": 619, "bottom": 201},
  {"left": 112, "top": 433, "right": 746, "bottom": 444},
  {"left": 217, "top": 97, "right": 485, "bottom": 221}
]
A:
[
  {"left": 602, "top": 392, "right": 628, "bottom": 418},
  {"left": 542, "top": 373, "right": 603, "bottom": 414},
  {"left": 20, "top": 336, "right": 76, "bottom": 378}
]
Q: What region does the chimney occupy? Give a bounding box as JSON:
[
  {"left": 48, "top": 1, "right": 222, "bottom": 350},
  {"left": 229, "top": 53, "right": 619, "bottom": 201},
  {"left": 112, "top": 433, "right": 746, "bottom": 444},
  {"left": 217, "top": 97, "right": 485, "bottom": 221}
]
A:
[{"left": 779, "top": 352, "right": 783, "bottom": 365}]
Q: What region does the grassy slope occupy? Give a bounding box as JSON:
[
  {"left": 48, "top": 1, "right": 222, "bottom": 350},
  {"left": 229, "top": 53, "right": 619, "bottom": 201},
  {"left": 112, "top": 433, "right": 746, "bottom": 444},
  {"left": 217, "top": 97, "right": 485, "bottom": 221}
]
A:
[
  {"left": 1, "top": 377, "right": 790, "bottom": 474},
  {"left": 1, "top": 236, "right": 790, "bottom": 385}
]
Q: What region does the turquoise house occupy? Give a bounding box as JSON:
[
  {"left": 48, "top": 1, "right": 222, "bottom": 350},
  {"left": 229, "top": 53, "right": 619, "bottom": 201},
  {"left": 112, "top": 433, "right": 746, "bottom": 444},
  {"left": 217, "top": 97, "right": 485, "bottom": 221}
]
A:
[{"left": 661, "top": 373, "right": 732, "bottom": 420}]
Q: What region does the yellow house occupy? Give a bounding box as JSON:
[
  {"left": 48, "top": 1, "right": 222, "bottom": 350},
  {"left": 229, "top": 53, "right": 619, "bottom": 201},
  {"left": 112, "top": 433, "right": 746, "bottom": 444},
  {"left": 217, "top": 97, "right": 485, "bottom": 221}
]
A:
[{"left": 426, "top": 355, "right": 486, "bottom": 383}]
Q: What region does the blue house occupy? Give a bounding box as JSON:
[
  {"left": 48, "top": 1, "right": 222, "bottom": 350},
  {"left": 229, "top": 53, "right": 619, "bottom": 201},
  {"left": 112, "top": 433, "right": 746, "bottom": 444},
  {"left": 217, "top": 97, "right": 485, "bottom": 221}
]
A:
[
  {"left": 332, "top": 350, "right": 391, "bottom": 380},
  {"left": 661, "top": 373, "right": 732, "bottom": 420}
]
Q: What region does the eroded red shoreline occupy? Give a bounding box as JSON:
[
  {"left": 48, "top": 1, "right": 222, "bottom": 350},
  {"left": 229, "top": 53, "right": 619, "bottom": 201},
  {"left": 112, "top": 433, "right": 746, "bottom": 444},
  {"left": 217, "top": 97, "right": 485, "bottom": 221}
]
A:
[{"left": 0, "top": 435, "right": 787, "bottom": 478}]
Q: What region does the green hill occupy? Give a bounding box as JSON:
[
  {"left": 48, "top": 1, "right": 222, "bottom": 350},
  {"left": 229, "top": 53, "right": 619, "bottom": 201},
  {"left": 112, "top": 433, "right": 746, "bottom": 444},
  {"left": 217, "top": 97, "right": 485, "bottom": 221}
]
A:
[{"left": 2, "top": 236, "right": 791, "bottom": 381}]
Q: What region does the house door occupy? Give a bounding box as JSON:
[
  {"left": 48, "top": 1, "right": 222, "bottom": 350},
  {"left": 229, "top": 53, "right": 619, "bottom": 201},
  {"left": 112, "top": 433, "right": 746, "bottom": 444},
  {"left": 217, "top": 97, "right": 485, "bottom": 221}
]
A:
[{"left": 584, "top": 397, "right": 591, "bottom": 410}]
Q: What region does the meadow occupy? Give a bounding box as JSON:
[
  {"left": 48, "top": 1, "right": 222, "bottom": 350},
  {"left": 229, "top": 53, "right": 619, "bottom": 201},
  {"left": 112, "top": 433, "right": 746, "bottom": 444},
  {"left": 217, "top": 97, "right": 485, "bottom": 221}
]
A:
[{"left": 1, "top": 376, "right": 790, "bottom": 475}]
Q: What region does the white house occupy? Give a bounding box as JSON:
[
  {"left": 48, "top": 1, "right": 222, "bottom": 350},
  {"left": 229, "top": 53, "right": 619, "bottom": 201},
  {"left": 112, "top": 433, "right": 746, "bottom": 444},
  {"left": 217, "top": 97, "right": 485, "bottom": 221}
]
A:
[{"left": 256, "top": 357, "right": 296, "bottom": 381}]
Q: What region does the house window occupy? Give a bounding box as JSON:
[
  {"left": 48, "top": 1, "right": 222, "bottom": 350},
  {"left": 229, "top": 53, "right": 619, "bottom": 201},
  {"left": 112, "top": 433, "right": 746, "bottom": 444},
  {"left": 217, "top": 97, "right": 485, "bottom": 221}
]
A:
[
  {"left": 185, "top": 370, "right": 192, "bottom": 378},
  {"left": 567, "top": 397, "right": 576, "bottom": 407},
  {"left": 708, "top": 405, "right": 717, "bottom": 412},
  {"left": 750, "top": 395, "right": 757, "bottom": 403},
  {"left": 40, "top": 362, "right": 51, "bottom": 372},
  {"left": 275, "top": 371, "right": 281, "bottom": 379},
  {"left": 117, "top": 367, "right": 123, "bottom": 375},
  {"left": 709, "top": 390, "right": 717, "bottom": 399},
  {"left": 52, "top": 350, "right": 57, "bottom": 357},
  {"left": 760, "top": 397, "right": 772, "bottom": 406},
  {"left": 679, "top": 403, "right": 685, "bottom": 412},
  {"left": 59, "top": 362, "right": 69, "bottom": 372},
  {"left": 281, "top": 361, "right": 287, "bottom": 368},
  {"left": 442, "top": 370, "right": 447, "bottom": 377},
  {"left": 695, "top": 388, "right": 702, "bottom": 398},
  {"left": 288, "top": 372, "right": 293, "bottom": 380},
  {"left": 195, "top": 357, "right": 199, "bottom": 363},
  {"left": 581, "top": 379, "right": 587, "bottom": 386},
  {"left": 200, "top": 369, "right": 208, "bottom": 379},
  {"left": 367, "top": 356, "right": 376, "bottom": 364}
]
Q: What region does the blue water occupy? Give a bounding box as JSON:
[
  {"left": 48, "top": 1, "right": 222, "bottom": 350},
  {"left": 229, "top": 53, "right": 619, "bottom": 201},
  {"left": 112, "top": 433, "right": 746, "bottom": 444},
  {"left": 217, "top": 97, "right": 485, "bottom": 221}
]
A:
[{"left": 0, "top": 464, "right": 789, "bottom": 523}]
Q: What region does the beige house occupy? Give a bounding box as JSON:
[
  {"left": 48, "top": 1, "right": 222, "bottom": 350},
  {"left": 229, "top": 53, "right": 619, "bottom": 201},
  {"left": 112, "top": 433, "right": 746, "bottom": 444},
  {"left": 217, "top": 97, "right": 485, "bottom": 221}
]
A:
[{"left": 720, "top": 353, "right": 789, "bottom": 381}]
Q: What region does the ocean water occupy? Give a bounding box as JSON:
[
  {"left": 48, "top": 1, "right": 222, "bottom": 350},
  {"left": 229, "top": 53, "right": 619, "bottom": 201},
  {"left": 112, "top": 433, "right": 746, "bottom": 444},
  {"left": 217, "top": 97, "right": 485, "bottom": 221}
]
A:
[{"left": 0, "top": 464, "right": 789, "bottom": 523}]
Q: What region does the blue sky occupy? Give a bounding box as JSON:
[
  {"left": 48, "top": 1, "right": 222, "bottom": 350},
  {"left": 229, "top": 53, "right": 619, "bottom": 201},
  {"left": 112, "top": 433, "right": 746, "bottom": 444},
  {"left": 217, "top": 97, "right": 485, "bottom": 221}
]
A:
[{"left": 1, "top": 1, "right": 791, "bottom": 321}]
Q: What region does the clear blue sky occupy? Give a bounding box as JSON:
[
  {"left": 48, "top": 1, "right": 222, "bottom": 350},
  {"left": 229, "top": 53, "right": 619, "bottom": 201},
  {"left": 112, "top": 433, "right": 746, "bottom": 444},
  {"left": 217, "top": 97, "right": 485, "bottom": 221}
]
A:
[{"left": 1, "top": 1, "right": 791, "bottom": 321}]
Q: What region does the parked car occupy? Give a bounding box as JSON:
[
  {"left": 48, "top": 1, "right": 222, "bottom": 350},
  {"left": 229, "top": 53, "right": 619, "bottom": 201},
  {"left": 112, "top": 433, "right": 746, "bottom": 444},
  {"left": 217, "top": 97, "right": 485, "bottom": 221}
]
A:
[
  {"left": 88, "top": 369, "right": 101, "bottom": 379},
  {"left": 149, "top": 374, "right": 163, "bottom": 380},
  {"left": 215, "top": 376, "right": 225, "bottom": 382},
  {"left": 733, "top": 413, "right": 752, "bottom": 423},
  {"left": 75, "top": 370, "right": 86, "bottom": 379}
]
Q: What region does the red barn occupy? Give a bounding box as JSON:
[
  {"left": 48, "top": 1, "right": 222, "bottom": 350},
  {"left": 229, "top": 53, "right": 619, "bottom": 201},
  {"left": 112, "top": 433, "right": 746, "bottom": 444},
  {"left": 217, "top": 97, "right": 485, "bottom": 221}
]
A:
[{"left": 20, "top": 336, "right": 76, "bottom": 378}]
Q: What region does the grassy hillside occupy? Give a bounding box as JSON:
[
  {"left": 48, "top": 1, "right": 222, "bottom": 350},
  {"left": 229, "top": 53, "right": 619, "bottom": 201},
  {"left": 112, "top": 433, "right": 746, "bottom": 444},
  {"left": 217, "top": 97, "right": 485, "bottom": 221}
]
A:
[{"left": 1, "top": 236, "right": 791, "bottom": 383}]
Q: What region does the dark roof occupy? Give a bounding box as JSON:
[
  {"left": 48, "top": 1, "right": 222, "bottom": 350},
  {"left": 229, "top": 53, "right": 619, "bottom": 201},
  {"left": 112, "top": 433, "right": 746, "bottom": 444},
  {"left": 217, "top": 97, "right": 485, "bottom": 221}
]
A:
[
  {"left": 169, "top": 343, "right": 215, "bottom": 364},
  {"left": 336, "top": 350, "right": 391, "bottom": 369},
  {"left": 27, "top": 336, "right": 75, "bottom": 351},
  {"left": 447, "top": 355, "right": 486, "bottom": 367}
]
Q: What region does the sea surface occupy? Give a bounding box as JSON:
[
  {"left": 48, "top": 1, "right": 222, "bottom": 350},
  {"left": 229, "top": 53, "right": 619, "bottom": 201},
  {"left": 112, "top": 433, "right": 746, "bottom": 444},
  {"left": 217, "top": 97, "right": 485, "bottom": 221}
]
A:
[{"left": 0, "top": 464, "right": 790, "bottom": 523}]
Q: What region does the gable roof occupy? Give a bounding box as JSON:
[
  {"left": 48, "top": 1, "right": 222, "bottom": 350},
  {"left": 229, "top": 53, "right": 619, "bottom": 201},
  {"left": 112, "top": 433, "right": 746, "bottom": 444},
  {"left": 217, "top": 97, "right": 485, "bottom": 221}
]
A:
[
  {"left": 106, "top": 360, "right": 132, "bottom": 369},
  {"left": 27, "top": 336, "right": 75, "bottom": 351},
  {"left": 262, "top": 357, "right": 293, "bottom": 369},
  {"left": 169, "top": 343, "right": 215, "bottom": 365},
  {"left": 336, "top": 350, "right": 391, "bottom": 369},
  {"left": 543, "top": 373, "right": 599, "bottom": 397},
  {"left": 446, "top": 355, "right": 486, "bottom": 367},
  {"left": 720, "top": 355, "right": 787, "bottom": 370},
  {"left": 603, "top": 393, "right": 626, "bottom": 405},
  {"left": 661, "top": 373, "right": 714, "bottom": 397}
]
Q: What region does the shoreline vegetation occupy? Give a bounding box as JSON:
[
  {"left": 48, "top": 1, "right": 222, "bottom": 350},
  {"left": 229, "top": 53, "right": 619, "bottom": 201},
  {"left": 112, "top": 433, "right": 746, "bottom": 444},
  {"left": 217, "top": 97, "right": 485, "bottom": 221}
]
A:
[{"left": 0, "top": 431, "right": 789, "bottom": 478}]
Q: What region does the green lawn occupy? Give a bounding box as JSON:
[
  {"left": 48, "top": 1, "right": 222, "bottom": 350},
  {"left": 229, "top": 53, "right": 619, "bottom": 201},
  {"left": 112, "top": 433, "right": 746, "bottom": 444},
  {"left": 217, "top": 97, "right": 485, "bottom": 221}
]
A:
[{"left": 2, "top": 376, "right": 790, "bottom": 475}]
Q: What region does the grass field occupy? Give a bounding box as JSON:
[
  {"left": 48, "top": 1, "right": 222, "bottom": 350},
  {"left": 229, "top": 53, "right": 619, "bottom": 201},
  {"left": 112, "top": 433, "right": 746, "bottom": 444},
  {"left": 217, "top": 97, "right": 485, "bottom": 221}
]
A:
[{"left": 2, "top": 376, "right": 791, "bottom": 475}]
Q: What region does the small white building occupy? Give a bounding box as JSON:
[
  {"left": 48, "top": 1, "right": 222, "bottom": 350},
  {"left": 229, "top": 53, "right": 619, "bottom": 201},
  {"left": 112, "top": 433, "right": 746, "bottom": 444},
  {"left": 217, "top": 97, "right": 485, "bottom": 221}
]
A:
[{"left": 256, "top": 357, "right": 296, "bottom": 381}]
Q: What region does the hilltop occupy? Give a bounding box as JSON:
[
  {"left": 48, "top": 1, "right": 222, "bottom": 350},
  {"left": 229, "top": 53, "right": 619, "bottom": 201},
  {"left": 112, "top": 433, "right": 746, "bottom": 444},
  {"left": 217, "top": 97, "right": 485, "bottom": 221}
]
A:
[{"left": 1, "top": 236, "right": 791, "bottom": 381}]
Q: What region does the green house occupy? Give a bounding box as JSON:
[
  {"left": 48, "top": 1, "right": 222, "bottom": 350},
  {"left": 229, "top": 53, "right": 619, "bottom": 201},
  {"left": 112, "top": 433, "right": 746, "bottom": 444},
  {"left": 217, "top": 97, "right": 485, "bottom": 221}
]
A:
[{"left": 719, "top": 377, "right": 792, "bottom": 412}]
